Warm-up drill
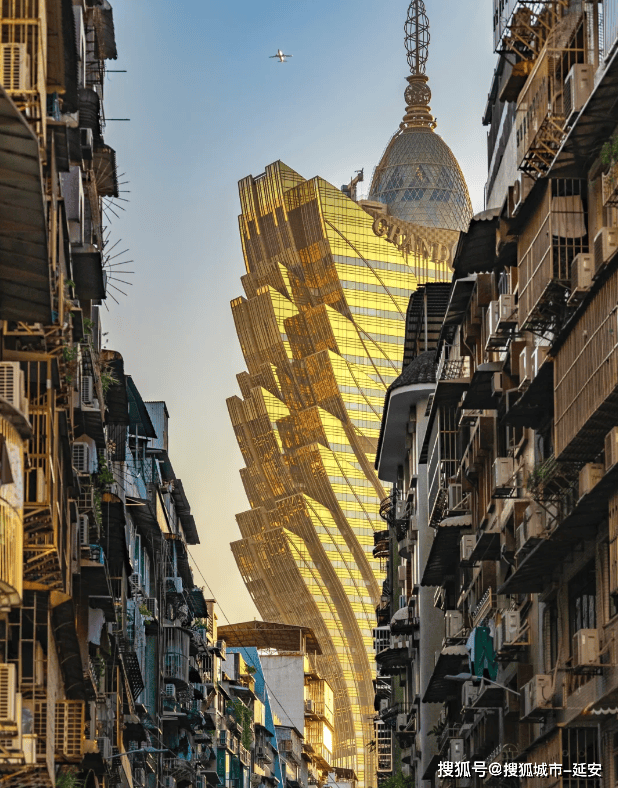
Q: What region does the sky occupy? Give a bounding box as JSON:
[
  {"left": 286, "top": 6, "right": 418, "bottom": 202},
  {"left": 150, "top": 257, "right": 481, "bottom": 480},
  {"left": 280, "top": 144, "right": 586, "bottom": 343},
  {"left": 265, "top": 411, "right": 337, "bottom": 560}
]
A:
[{"left": 102, "top": 0, "right": 497, "bottom": 624}]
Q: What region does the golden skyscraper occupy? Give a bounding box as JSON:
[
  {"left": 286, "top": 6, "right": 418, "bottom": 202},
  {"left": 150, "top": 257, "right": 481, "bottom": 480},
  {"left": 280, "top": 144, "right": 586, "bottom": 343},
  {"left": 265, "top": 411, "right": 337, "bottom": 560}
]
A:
[{"left": 227, "top": 7, "right": 471, "bottom": 787}]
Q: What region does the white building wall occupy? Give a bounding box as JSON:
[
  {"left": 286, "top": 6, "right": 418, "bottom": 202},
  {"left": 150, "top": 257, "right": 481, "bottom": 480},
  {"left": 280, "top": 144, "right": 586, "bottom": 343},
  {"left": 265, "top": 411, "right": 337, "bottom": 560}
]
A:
[{"left": 261, "top": 654, "right": 305, "bottom": 733}]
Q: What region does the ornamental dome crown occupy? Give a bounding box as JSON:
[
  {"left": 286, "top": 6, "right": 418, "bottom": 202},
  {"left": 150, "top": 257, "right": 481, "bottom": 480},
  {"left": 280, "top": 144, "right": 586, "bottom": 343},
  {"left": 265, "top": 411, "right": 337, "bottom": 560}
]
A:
[{"left": 368, "top": 0, "right": 472, "bottom": 233}]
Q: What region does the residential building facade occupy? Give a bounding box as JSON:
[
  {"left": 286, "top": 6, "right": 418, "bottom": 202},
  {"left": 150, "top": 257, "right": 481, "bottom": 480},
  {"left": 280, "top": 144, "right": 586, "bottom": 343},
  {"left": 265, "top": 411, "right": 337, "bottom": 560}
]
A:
[{"left": 374, "top": 1, "right": 618, "bottom": 786}]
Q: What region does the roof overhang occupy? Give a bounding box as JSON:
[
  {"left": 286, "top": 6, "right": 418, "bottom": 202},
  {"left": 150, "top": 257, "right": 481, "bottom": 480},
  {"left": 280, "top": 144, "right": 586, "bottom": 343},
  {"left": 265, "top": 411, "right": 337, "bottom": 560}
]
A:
[
  {"left": 217, "top": 620, "right": 321, "bottom": 654},
  {"left": 0, "top": 86, "right": 51, "bottom": 323},
  {"left": 376, "top": 382, "right": 435, "bottom": 482},
  {"left": 421, "top": 515, "right": 472, "bottom": 586},
  {"left": 422, "top": 645, "right": 470, "bottom": 703},
  {"left": 452, "top": 209, "right": 501, "bottom": 278}
]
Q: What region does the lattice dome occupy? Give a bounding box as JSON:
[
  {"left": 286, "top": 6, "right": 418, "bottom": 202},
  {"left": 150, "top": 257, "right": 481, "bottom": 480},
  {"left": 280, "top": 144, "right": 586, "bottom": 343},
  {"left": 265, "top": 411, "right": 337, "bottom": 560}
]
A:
[{"left": 369, "top": 128, "right": 472, "bottom": 231}]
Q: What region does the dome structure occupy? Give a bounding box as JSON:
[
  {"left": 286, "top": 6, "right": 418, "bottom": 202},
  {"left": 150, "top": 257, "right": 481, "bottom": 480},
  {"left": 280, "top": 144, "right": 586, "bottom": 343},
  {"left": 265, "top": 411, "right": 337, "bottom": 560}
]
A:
[{"left": 369, "top": 0, "right": 473, "bottom": 233}]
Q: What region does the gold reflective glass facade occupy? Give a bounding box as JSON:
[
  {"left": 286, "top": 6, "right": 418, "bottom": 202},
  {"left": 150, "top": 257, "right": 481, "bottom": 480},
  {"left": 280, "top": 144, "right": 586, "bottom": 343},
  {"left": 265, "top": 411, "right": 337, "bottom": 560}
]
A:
[{"left": 228, "top": 161, "right": 450, "bottom": 787}]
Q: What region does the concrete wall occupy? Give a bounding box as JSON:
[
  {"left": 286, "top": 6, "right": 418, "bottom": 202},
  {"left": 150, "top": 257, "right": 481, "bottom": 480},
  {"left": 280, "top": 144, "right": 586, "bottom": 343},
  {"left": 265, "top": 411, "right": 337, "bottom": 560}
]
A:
[{"left": 261, "top": 654, "right": 305, "bottom": 733}]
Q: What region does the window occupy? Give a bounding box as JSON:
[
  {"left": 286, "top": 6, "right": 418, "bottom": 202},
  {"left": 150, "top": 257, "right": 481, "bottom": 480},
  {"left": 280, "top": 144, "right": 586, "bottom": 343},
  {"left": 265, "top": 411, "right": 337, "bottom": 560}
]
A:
[{"left": 568, "top": 561, "right": 596, "bottom": 642}]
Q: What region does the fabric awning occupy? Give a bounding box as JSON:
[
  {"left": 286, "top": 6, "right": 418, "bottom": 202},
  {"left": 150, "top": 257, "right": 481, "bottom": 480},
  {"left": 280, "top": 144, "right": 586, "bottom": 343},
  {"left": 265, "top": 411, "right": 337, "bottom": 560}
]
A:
[
  {"left": 50, "top": 592, "right": 86, "bottom": 700},
  {"left": 0, "top": 86, "right": 51, "bottom": 323}
]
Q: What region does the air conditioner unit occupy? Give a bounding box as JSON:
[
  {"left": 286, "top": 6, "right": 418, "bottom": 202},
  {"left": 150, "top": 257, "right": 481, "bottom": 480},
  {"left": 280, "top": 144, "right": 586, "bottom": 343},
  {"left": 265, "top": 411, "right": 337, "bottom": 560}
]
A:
[
  {"left": 460, "top": 534, "right": 476, "bottom": 564},
  {"left": 512, "top": 173, "right": 534, "bottom": 215},
  {"left": 492, "top": 371, "right": 504, "bottom": 396},
  {"left": 256, "top": 746, "right": 265, "bottom": 760},
  {"left": 521, "top": 674, "right": 553, "bottom": 717},
  {"left": 450, "top": 739, "right": 464, "bottom": 763},
  {"left": 519, "top": 346, "right": 534, "bottom": 387},
  {"left": 97, "top": 736, "right": 112, "bottom": 760},
  {"left": 72, "top": 442, "right": 91, "bottom": 474},
  {"left": 448, "top": 484, "right": 462, "bottom": 511},
  {"left": 397, "top": 564, "right": 407, "bottom": 585},
  {"left": 594, "top": 227, "right": 618, "bottom": 272},
  {"left": 396, "top": 713, "right": 408, "bottom": 731},
  {"left": 462, "top": 680, "right": 479, "bottom": 708},
  {"left": 573, "top": 629, "right": 599, "bottom": 669},
  {"left": 144, "top": 597, "right": 158, "bottom": 619},
  {"left": 486, "top": 300, "right": 499, "bottom": 341},
  {"left": 0, "top": 664, "right": 17, "bottom": 723},
  {"left": 134, "top": 769, "right": 146, "bottom": 787},
  {"left": 81, "top": 374, "right": 94, "bottom": 407},
  {"left": 395, "top": 499, "right": 409, "bottom": 520},
  {"left": 564, "top": 63, "right": 593, "bottom": 124},
  {"left": 164, "top": 684, "right": 176, "bottom": 698},
  {"left": 497, "top": 294, "right": 516, "bottom": 327},
  {"left": 445, "top": 610, "right": 463, "bottom": 639},
  {"left": 78, "top": 514, "right": 89, "bottom": 546},
  {"left": 493, "top": 457, "right": 515, "bottom": 495},
  {"left": 80, "top": 127, "right": 93, "bottom": 160},
  {"left": 0, "top": 362, "right": 27, "bottom": 419},
  {"left": 532, "top": 346, "right": 549, "bottom": 377},
  {"left": 22, "top": 733, "right": 36, "bottom": 764},
  {"left": 569, "top": 253, "right": 594, "bottom": 302},
  {"left": 0, "top": 43, "right": 29, "bottom": 91},
  {"left": 500, "top": 611, "right": 520, "bottom": 646},
  {"left": 605, "top": 426, "right": 618, "bottom": 471},
  {"left": 305, "top": 699, "right": 313, "bottom": 712},
  {"left": 281, "top": 739, "right": 293, "bottom": 752},
  {"left": 216, "top": 640, "right": 227, "bottom": 660},
  {"left": 579, "top": 463, "right": 604, "bottom": 498},
  {"left": 165, "top": 577, "right": 183, "bottom": 594},
  {"left": 515, "top": 504, "right": 545, "bottom": 553}
]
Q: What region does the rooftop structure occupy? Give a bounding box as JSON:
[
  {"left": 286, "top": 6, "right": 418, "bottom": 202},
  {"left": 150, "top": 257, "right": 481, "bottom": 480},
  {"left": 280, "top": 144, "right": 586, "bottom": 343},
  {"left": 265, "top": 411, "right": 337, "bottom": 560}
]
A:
[{"left": 368, "top": 0, "right": 473, "bottom": 233}]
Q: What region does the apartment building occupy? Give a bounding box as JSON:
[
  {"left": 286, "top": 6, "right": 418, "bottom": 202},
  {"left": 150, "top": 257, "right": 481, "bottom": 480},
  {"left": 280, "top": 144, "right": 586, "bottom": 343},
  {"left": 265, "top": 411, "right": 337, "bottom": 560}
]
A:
[{"left": 374, "top": 1, "right": 618, "bottom": 786}]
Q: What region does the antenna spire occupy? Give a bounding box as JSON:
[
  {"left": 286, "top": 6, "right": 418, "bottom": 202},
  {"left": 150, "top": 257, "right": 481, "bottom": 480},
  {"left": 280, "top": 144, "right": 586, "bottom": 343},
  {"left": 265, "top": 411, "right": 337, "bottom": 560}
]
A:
[{"left": 400, "top": 0, "right": 436, "bottom": 131}]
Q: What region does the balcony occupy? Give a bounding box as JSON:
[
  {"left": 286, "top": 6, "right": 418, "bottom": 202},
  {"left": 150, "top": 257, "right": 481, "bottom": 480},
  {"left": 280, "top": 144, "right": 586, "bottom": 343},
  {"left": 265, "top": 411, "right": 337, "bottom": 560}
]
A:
[
  {"left": 518, "top": 180, "right": 588, "bottom": 334},
  {"left": 372, "top": 530, "right": 389, "bottom": 560},
  {"left": 493, "top": 0, "right": 568, "bottom": 58},
  {"left": 516, "top": 22, "right": 585, "bottom": 176}
]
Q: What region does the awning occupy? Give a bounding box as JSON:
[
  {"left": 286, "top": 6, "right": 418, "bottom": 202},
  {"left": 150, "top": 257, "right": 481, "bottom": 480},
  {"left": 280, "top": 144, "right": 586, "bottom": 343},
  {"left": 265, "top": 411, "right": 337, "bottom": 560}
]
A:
[
  {"left": 462, "top": 362, "right": 503, "bottom": 410},
  {"left": 550, "top": 44, "right": 618, "bottom": 179},
  {"left": 217, "top": 620, "right": 322, "bottom": 654},
  {"left": 100, "top": 496, "right": 131, "bottom": 577},
  {"left": 422, "top": 645, "right": 470, "bottom": 703},
  {"left": 452, "top": 209, "right": 501, "bottom": 278},
  {"left": 469, "top": 529, "right": 501, "bottom": 563},
  {"left": 101, "top": 351, "right": 129, "bottom": 426},
  {"left": 502, "top": 361, "right": 553, "bottom": 430},
  {"left": 440, "top": 276, "right": 476, "bottom": 334},
  {"left": 72, "top": 245, "right": 106, "bottom": 301},
  {"left": 50, "top": 592, "right": 86, "bottom": 700},
  {"left": 0, "top": 86, "right": 51, "bottom": 323},
  {"left": 92, "top": 1, "right": 118, "bottom": 60},
  {"left": 498, "top": 465, "right": 618, "bottom": 594},
  {"left": 173, "top": 479, "right": 199, "bottom": 545},
  {"left": 421, "top": 515, "right": 472, "bottom": 586},
  {"left": 93, "top": 144, "right": 118, "bottom": 197}
]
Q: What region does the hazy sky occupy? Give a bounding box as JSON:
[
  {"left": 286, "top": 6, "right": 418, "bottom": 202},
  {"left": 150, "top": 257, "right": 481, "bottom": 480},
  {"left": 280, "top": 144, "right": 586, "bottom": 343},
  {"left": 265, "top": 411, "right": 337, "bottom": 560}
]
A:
[{"left": 102, "top": 0, "right": 496, "bottom": 623}]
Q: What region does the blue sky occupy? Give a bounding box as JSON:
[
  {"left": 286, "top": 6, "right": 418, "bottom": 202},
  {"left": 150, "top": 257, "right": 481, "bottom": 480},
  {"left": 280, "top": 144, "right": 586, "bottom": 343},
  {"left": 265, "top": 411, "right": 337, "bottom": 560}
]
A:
[{"left": 102, "top": 0, "right": 496, "bottom": 623}]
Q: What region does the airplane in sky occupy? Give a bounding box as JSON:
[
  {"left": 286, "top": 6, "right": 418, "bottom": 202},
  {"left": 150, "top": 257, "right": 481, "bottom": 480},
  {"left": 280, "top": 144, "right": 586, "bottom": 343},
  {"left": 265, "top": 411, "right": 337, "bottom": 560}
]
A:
[{"left": 269, "top": 49, "right": 292, "bottom": 62}]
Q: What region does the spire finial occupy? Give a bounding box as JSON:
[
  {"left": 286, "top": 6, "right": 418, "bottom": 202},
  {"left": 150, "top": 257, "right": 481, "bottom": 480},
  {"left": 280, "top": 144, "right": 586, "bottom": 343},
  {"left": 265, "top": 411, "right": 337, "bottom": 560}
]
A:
[{"left": 400, "top": 0, "right": 436, "bottom": 131}]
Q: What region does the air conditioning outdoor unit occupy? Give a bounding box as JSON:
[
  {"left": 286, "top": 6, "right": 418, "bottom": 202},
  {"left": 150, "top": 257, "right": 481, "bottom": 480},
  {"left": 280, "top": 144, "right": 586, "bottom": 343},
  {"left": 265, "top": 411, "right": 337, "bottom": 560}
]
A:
[
  {"left": 497, "top": 293, "right": 517, "bottom": 327},
  {"left": 512, "top": 173, "right": 534, "bottom": 215},
  {"left": 579, "top": 463, "right": 604, "bottom": 498},
  {"left": 397, "top": 564, "right": 407, "bottom": 585},
  {"left": 0, "top": 664, "right": 17, "bottom": 723},
  {"left": 532, "top": 346, "right": 548, "bottom": 377},
  {"left": 519, "top": 346, "right": 534, "bottom": 387},
  {"left": 569, "top": 253, "right": 594, "bottom": 303},
  {"left": 256, "top": 746, "right": 266, "bottom": 760},
  {"left": 305, "top": 699, "right": 313, "bottom": 712},
  {"left": 0, "top": 362, "right": 28, "bottom": 419},
  {"left": 165, "top": 577, "right": 182, "bottom": 594},
  {"left": 462, "top": 680, "right": 479, "bottom": 708},
  {"left": 445, "top": 610, "right": 463, "bottom": 639},
  {"left": 72, "top": 442, "right": 91, "bottom": 474},
  {"left": 144, "top": 597, "right": 158, "bottom": 620},
  {"left": 134, "top": 769, "right": 146, "bottom": 787},
  {"left": 492, "top": 371, "right": 504, "bottom": 396},
  {"left": 486, "top": 300, "right": 499, "bottom": 344},
  {"left": 564, "top": 63, "right": 593, "bottom": 124},
  {"left": 281, "top": 739, "right": 293, "bottom": 752},
  {"left": 605, "top": 426, "right": 618, "bottom": 471},
  {"left": 460, "top": 534, "right": 476, "bottom": 564},
  {"left": 573, "top": 629, "right": 599, "bottom": 669},
  {"left": 395, "top": 499, "right": 409, "bottom": 520},
  {"left": 500, "top": 611, "right": 520, "bottom": 646},
  {"left": 493, "top": 457, "right": 515, "bottom": 495},
  {"left": 450, "top": 739, "right": 464, "bottom": 763},
  {"left": 78, "top": 514, "right": 89, "bottom": 546},
  {"left": 594, "top": 227, "right": 618, "bottom": 272},
  {"left": 97, "top": 736, "right": 112, "bottom": 760},
  {"left": 164, "top": 684, "right": 176, "bottom": 698},
  {"left": 0, "top": 43, "right": 29, "bottom": 91},
  {"left": 448, "top": 483, "right": 463, "bottom": 511},
  {"left": 521, "top": 674, "right": 553, "bottom": 717},
  {"left": 81, "top": 374, "right": 94, "bottom": 407},
  {"left": 515, "top": 504, "right": 545, "bottom": 553}
]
